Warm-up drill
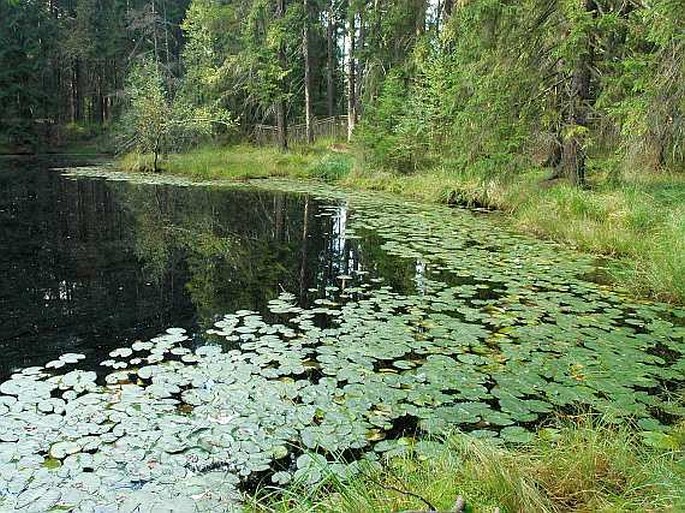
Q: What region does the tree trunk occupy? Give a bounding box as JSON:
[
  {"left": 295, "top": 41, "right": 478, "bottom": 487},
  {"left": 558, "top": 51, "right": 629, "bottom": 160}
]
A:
[
  {"left": 276, "top": 0, "right": 288, "bottom": 150},
  {"left": 346, "top": 11, "right": 356, "bottom": 142},
  {"left": 94, "top": 69, "right": 103, "bottom": 124},
  {"left": 303, "top": 0, "right": 313, "bottom": 143},
  {"left": 151, "top": 0, "right": 159, "bottom": 64},
  {"left": 326, "top": 0, "right": 335, "bottom": 117},
  {"left": 415, "top": 0, "right": 426, "bottom": 36},
  {"left": 443, "top": 0, "right": 453, "bottom": 16},
  {"left": 71, "top": 58, "right": 82, "bottom": 122},
  {"left": 556, "top": 0, "right": 595, "bottom": 187},
  {"left": 153, "top": 135, "right": 161, "bottom": 173},
  {"left": 558, "top": 131, "right": 584, "bottom": 185},
  {"left": 356, "top": 10, "right": 364, "bottom": 117}
]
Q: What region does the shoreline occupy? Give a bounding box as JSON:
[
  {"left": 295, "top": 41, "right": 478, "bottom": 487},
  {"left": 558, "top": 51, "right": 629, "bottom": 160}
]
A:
[{"left": 117, "top": 143, "right": 685, "bottom": 305}]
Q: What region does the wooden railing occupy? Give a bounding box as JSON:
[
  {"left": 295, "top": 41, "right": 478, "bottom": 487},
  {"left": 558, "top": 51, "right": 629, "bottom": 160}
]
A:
[{"left": 253, "top": 115, "right": 348, "bottom": 145}]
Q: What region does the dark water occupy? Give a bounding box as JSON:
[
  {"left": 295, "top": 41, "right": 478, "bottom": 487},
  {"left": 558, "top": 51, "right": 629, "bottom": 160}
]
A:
[{"left": 0, "top": 159, "right": 415, "bottom": 378}]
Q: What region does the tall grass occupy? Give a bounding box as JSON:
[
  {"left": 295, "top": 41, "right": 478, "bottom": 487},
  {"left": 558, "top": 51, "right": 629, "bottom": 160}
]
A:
[
  {"left": 248, "top": 420, "right": 685, "bottom": 513},
  {"left": 511, "top": 177, "right": 685, "bottom": 302},
  {"left": 119, "top": 140, "right": 353, "bottom": 181}
]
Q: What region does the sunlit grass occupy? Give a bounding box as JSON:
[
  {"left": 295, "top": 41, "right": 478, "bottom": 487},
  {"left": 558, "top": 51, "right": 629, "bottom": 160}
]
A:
[
  {"left": 119, "top": 140, "right": 354, "bottom": 182},
  {"left": 511, "top": 178, "right": 685, "bottom": 303},
  {"left": 248, "top": 420, "right": 685, "bottom": 513},
  {"left": 169, "top": 145, "right": 313, "bottom": 180}
]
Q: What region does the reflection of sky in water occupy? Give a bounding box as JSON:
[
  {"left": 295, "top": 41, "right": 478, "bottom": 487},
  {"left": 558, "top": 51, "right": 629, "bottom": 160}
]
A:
[
  {"left": 325, "top": 203, "right": 358, "bottom": 280},
  {"left": 414, "top": 259, "right": 427, "bottom": 295}
]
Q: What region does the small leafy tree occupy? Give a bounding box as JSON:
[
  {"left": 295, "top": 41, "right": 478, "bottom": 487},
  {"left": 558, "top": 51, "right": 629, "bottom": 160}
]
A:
[{"left": 118, "top": 57, "right": 233, "bottom": 172}]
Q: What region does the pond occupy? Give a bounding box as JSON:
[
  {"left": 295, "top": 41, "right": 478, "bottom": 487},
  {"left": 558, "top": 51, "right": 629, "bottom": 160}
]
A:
[
  {"left": 1, "top": 160, "right": 684, "bottom": 512},
  {"left": 0, "top": 158, "right": 414, "bottom": 379}
]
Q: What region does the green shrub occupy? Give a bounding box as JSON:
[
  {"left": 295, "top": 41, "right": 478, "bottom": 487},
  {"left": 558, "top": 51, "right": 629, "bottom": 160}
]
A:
[{"left": 307, "top": 153, "right": 353, "bottom": 182}]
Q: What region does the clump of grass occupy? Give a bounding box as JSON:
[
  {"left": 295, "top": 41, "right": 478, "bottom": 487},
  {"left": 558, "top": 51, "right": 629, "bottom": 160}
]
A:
[
  {"left": 249, "top": 420, "right": 685, "bottom": 513},
  {"left": 513, "top": 185, "right": 653, "bottom": 255},
  {"left": 164, "top": 145, "right": 314, "bottom": 180},
  {"left": 342, "top": 164, "right": 539, "bottom": 211},
  {"left": 511, "top": 179, "right": 685, "bottom": 302},
  {"left": 119, "top": 140, "right": 346, "bottom": 180},
  {"left": 630, "top": 207, "right": 685, "bottom": 302},
  {"left": 307, "top": 153, "right": 354, "bottom": 182},
  {"left": 119, "top": 151, "right": 156, "bottom": 172}
]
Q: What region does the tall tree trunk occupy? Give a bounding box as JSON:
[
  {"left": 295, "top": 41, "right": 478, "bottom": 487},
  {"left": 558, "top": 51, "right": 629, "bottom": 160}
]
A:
[
  {"left": 71, "top": 58, "right": 82, "bottom": 122},
  {"left": 556, "top": 0, "right": 595, "bottom": 187},
  {"left": 346, "top": 11, "right": 356, "bottom": 142},
  {"left": 162, "top": 0, "right": 171, "bottom": 67},
  {"left": 275, "top": 0, "right": 288, "bottom": 150},
  {"left": 94, "top": 68, "right": 103, "bottom": 124},
  {"left": 151, "top": 0, "right": 159, "bottom": 64},
  {"left": 356, "top": 10, "right": 364, "bottom": 117},
  {"left": 303, "top": 0, "right": 313, "bottom": 143},
  {"left": 415, "top": 0, "right": 426, "bottom": 36},
  {"left": 326, "top": 0, "right": 335, "bottom": 117}
]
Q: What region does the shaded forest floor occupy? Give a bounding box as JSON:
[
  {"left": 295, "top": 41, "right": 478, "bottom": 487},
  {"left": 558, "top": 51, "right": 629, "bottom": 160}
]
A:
[
  {"left": 120, "top": 142, "right": 685, "bottom": 305},
  {"left": 246, "top": 419, "right": 685, "bottom": 513}
]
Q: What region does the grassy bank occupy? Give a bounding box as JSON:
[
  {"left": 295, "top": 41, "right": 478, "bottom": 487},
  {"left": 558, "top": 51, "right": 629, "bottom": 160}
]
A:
[
  {"left": 249, "top": 420, "right": 685, "bottom": 513},
  {"left": 119, "top": 144, "right": 685, "bottom": 303},
  {"left": 120, "top": 141, "right": 352, "bottom": 181}
]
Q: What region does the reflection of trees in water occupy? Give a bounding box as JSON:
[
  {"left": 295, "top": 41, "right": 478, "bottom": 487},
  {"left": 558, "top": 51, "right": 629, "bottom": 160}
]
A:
[
  {"left": 1, "top": 164, "right": 425, "bottom": 376},
  {"left": 119, "top": 185, "right": 335, "bottom": 327},
  {"left": 122, "top": 185, "right": 423, "bottom": 326},
  {"left": 0, "top": 167, "right": 193, "bottom": 376}
]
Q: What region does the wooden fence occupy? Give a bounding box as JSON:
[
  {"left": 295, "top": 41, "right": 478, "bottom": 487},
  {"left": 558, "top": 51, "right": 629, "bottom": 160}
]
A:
[{"left": 253, "top": 115, "right": 348, "bottom": 146}]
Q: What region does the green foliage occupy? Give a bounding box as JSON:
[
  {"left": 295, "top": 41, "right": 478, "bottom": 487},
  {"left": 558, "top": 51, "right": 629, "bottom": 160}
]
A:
[
  {"left": 0, "top": 0, "right": 57, "bottom": 149},
  {"left": 356, "top": 0, "right": 550, "bottom": 176},
  {"left": 117, "top": 57, "right": 233, "bottom": 171},
  {"left": 180, "top": 0, "right": 303, "bottom": 132},
  {"left": 117, "top": 58, "right": 172, "bottom": 167},
  {"left": 307, "top": 152, "right": 353, "bottom": 182},
  {"left": 354, "top": 0, "right": 685, "bottom": 184},
  {"left": 357, "top": 70, "right": 432, "bottom": 173}
]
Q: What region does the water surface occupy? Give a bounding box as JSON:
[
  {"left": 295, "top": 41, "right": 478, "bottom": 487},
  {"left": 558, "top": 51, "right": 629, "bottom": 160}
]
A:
[{"left": 0, "top": 159, "right": 414, "bottom": 377}]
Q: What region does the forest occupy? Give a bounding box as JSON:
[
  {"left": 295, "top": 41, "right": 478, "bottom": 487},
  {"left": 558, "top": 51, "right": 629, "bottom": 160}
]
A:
[
  {"left": 1, "top": 1, "right": 685, "bottom": 512},
  {"left": 2, "top": 0, "right": 683, "bottom": 181}
]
